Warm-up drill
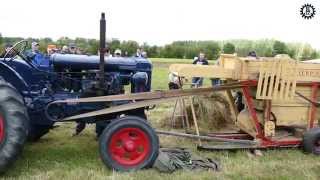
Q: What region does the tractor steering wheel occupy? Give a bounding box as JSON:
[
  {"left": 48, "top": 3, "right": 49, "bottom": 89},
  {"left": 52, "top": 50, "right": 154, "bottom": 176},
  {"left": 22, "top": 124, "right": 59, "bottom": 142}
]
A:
[{"left": 3, "top": 40, "right": 28, "bottom": 62}]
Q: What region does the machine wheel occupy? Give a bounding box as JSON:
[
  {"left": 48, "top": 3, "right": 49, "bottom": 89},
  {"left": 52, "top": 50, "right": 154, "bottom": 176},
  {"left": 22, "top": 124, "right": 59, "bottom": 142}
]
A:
[
  {"left": 95, "top": 109, "right": 146, "bottom": 137},
  {"left": 0, "top": 78, "right": 29, "bottom": 173},
  {"left": 302, "top": 128, "right": 320, "bottom": 155},
  {"left": 99, "top": 116, "right": 159, "bottom": 171}
]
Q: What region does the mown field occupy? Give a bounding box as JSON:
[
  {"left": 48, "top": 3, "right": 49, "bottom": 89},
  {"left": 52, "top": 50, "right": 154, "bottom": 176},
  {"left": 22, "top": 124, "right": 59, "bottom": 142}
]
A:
[{"left": 2, "top": 58, "right": 320, "bottom": 180}]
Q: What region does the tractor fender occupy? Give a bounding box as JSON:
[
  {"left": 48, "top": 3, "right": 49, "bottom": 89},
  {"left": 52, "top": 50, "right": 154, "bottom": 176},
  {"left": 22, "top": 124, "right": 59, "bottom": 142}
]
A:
[{"left": 0, "top": 61, "right": 29, "bottom": 93}]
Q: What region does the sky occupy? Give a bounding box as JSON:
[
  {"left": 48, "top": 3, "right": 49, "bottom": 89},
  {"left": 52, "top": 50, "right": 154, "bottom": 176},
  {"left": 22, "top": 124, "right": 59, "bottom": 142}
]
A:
[{"left": 1, "top": 0, "right": 320, "bottom": 49}]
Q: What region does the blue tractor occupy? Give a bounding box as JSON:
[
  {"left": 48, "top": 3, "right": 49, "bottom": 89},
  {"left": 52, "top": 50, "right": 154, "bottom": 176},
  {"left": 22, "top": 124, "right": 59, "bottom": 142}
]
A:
[{"left": 0, "top": 40, "right": 159, "bottom": 172}]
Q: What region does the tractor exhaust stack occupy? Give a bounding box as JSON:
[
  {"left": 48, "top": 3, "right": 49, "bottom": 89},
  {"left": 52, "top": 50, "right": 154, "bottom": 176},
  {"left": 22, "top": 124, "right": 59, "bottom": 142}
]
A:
[{"left": 99, "top": 12, "right": 106, "bottom": 92}]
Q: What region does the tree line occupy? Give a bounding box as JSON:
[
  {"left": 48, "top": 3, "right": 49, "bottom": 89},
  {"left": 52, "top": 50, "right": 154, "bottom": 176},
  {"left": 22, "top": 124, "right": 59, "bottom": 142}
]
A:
[{"left": 0, "top": 33, "right": 319, "bottom": 60}]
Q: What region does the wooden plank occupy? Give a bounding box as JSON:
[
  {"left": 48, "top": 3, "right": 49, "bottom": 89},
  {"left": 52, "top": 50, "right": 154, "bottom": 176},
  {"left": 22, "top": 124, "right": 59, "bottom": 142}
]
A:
[
  {"left": 267, "top": 60, "right": 277, "bottom": 98},
  {"left": 52, "top": 84, "right": 241, "bottom": 104},
  {"left": 169, "top": 64, "right": 234, "bottom": 78},
  {"left": 189, "top": 97, "right": 202, "bottom": 145},
  {"left": 61, "top": 98, "right": 174, "bottom": 121}
]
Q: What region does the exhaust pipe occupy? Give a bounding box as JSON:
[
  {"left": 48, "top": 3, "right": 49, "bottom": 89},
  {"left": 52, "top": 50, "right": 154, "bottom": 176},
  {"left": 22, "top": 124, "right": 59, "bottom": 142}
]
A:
[{"left": 99, "top": 12, "right": 106, "bottom": 92}]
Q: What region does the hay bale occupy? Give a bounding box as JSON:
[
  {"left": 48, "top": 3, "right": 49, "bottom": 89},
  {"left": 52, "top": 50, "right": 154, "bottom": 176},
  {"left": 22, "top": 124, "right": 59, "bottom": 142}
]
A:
[
  {"left": 186, "top": 92, "right": 235, "bottom": 132},
  {"left": 159, "top": 92, "right": 236, "bottom": 132}
]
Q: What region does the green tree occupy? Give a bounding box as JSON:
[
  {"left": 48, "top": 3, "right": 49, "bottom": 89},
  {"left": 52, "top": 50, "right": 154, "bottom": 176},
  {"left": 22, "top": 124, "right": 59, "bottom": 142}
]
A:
[
  {"left": 110, "top": 39, "right": 121, "bottom": 53},
  {"left": 87, "top": 39, "right": 99, "bottom": 55},
  {"left": 222, "top": 42, "right": 235, "bottom": 54},
  {"left": 121, "top": 40, "right": 139, "bottom": 56},
  {"left": 273, "top": 41, "right": 287, "bottom": 55}
]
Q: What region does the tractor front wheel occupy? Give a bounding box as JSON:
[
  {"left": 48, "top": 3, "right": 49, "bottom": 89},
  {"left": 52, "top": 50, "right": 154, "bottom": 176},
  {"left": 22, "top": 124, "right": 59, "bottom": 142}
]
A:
[
  {"left": 99, "top": 116, "right": 159, "bottom": 171},
  {"left": 0, "top": 78, "right": 29, "bottom": 173},
  {"left": 302, "top": 128, "right": 320, "bottom": 155}
]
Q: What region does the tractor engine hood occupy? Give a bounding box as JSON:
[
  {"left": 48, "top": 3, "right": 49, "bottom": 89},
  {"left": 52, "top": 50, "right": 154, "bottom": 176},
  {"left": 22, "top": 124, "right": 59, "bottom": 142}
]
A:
[{"left": 50, "top": 54, "right": 152, "bottom": 72}]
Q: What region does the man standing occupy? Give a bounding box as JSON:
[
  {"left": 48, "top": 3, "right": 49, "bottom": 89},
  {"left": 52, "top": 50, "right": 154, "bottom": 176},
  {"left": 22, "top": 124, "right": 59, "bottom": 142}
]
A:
[
  {"left": 191, "top": 52, "right": 208, "bottom": 87},
  {"left": 135, "top": 48, "right": 143, "bottom": 57}
]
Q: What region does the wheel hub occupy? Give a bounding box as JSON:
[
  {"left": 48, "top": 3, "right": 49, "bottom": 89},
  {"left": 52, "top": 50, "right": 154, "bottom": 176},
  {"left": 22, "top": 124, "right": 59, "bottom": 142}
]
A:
[
  {"left": 124, "top": 141, "right": 136, "bottom": 152},
  {"left": 109, "top": 127, "right": 150, "bottom": 166}
]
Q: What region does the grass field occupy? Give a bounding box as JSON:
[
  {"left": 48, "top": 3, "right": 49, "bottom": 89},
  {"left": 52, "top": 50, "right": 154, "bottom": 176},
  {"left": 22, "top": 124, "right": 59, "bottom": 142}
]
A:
[{"left": 2, "top": 58, "right": 320, "bottom": 180}]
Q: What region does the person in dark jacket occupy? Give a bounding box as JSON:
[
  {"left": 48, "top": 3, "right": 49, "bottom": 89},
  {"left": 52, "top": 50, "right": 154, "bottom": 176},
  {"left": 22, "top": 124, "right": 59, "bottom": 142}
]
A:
[{"left": 191, "top": 52, "right": 208, "bottom": 87}]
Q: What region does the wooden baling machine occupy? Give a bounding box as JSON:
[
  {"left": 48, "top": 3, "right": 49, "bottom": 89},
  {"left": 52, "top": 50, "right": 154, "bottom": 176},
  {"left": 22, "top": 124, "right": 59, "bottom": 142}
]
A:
[{"left": 169, "top": 54, "right": 320, "bottom": 151}]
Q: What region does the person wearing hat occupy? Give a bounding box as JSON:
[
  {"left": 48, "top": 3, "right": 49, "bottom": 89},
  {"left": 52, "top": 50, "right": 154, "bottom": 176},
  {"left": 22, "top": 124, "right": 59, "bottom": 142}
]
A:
[
  {"left": 61, "top": 45, "right": 70, "bottom": 54},
  {"left": 114, "top": 49, "right": 122, "bottom": 57},
  {"left": 69, "top": 43, "right": 77, "bottom": 54},
  {"left": 25, "top": 41, "right": 47, "bottom": 67},
  {"left": 0, "top": 43, "right": 14, "bottom": 58}
]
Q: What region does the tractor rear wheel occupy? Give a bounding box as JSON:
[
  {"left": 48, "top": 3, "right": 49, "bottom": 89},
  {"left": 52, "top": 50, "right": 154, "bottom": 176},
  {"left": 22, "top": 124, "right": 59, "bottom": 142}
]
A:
[
  {"left": 99, "top": 116, "right": 159, "bottom": 171},
  {"left": 302, "top": 128, "right": 320, "bottom": 155},
  {"left": 0, "top": 78, "right": 29, "bottom": 173}
]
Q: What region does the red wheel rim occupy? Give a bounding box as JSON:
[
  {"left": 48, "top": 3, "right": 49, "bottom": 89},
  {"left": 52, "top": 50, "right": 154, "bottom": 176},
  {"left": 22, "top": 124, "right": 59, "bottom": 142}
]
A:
[
  {"left": 0, "top": 114, "right": 5, "bottom": 143},
  {"left": 108, "top": 127, "right": 150, "bottom": 166}
]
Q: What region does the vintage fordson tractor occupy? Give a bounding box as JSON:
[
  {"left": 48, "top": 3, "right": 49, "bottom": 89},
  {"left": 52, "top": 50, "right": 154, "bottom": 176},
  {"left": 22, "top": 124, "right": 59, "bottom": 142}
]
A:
[{"left": 0, "top": 40, "right": 159, "bottom": 172}]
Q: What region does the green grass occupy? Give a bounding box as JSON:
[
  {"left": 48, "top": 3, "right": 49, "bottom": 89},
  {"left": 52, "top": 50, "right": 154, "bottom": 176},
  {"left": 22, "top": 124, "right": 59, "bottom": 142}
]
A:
[{"left": 2, "top": 58, "right": 320, "bottom": 179}]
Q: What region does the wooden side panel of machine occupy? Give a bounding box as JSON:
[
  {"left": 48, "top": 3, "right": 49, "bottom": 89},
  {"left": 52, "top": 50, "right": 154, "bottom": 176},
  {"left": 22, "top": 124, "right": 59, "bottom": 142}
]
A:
[
  {"left": 256, "top": 59, "right": 298, "bottom": 100},
  {"left": 169, "top": 64, "right": 234, "bottom": 78}
]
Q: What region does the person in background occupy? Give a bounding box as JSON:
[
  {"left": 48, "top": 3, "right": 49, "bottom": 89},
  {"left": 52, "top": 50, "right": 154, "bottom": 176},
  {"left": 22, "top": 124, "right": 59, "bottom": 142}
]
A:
[
  {"left": 61, "top": 45, "right": 69, "bottom": 54},
  {"left": 47, "top": 44, "right": 57, "bottom": 55},
  {"left": 191, "top": 52, "right": 208, "bottom": 87},
  {"left": 124, "top": 51, "right": 129, "bottom": 57},
  {"left": 142, "top": 51, "right": 147, "bottom": 58},
  {"left": 135, "top": 48, "right": 142, "bottom": 57},
  {"left": 114, "top": 49, "right": 122, "bottom": 57},
  {"left": 247, "top": 51, "right": 258, "bottom": 59},
  {"left": 0, "top": 43, "right": 14, "bottom": 58},
  {"left": 168, "top": 73, "right": 181, "bottom": 90},
  {"left": 69, "top": 43, "right": 77, "bottom": 54}
]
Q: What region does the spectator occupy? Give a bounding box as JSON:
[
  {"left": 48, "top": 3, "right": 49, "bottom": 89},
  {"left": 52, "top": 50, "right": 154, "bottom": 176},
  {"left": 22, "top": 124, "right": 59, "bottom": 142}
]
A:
[
  {"left": 114, "top": 49, "right": 122, "bottom": 57},
  {"left": 168, "top": 73, "right": 180, "bottom": 90},
  {"left": 0, "top": 43, "right": 14, "bottom": 58},
  {"left": 247, "top": 51, "right": 258, "bottom": 59},
  {"left": 191, "top": 52, "right": 208, "bottom": 87},
  {"left": 135, "top": 48, "right": 142, "bottom": 57},
  {"left": 69, "top": 43, "right": 77, "bottom": 54},
  {"left": 61, "top": 45, "right": 69, "bottom": 54},
  {"left": 142, "top": 51, "right": 147, "bottom": 58},
  {"left": 98, "top": 48, "right": 112, "bottom": 57},
  {"left": 47, "top": 44, "right": 57, "bottom": 55}
]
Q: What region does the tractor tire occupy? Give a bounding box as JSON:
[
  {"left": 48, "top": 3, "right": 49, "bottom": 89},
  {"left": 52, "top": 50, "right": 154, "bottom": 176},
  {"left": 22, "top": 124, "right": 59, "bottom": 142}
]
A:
[
  {"left": 27, "top": 125, "right": 52, "bottom": 142},
  {"left": 0, "top": 78, "right": 29, "bottom": 173},
  {"left": 99, "top": 116, "right": 159, "bottom": 171},
  {"left": 302, "top": 128, "right": 320, "bottom": 155},
  {"left": 95, "top": 109, "right": 146, "bottom": 137}
]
